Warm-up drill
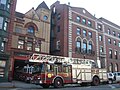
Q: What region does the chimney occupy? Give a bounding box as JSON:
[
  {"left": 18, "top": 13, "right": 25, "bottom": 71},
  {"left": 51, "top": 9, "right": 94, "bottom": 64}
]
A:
[
  {"left": 50, "top": 1, "right": 60, "bottom": 9},
  {"left": 68, "top": 2, "right": 70, "bottom": 6}
]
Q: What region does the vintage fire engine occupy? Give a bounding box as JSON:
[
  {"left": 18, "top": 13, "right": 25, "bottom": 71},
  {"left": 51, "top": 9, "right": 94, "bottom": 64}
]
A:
[{"left": 29, "top": 53, "right": 108, "bottom": 88}]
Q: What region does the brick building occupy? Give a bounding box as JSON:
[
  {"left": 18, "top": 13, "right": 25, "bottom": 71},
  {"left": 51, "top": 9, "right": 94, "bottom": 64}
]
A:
[
  {"left": 50, "top": 1, "right": 120, "bottom": 72},
  {"left": 9, "top": 1, "right": 51, "bottom": 80},
  {"left": 97, "top": 18, "right": 120, "bottom": 72},
  {"left": 0, "top": 0, "right": 17, "bottom": 82}
]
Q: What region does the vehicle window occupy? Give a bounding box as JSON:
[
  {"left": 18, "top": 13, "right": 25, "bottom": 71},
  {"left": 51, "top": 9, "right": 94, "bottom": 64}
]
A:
[
  {"left": 114, "top": 73, "right": 116, "bottom": 76},
  {"left": 109, "top": 73, "right": 112, "bottom": 76},
  {"left": 32, "top": 64, "right": 44, "bottom": 74},
  {"left": 58, "top": 65, "right": 62, "bottom": 72},
  {"left": 47, "top": 64, "right": 54, "bottom": 72},
  {"left": 63, "top": 66, "right": 69, "bottom": 73},
  {"left": 118, "top": 73, "right": 120, "bottom": 76}
]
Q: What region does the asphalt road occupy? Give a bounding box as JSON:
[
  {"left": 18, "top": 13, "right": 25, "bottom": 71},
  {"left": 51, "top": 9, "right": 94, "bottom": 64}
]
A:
[{"left": 1, "top": 83, "right": 120, "bottom": 90}]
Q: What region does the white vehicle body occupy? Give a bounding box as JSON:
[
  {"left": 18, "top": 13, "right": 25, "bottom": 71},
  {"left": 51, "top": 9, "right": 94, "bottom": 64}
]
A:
[
  {"left": 71, "top": 62, "right": 108, "bottom": 84},
  {"left": 114, "top": 72, "right": 120, "bottom": 82}
]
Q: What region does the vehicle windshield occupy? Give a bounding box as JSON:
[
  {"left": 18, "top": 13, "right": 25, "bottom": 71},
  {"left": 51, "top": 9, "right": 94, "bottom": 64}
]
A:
[{"left": 32, "top": 64, "right": 44, "bottom": 74}]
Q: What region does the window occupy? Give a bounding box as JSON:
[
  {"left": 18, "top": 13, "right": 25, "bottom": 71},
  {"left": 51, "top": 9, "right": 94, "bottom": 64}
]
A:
[
  {"left": 77, "top": 28, "right": 81, "bottom": 35},
  {"left": 99, "top": 35, "right": 102, "bottom": 41},
  {"left": 53, "top": 6, "right": 56, "bottom": 14},
  {"left": 114, "top": 40, "right": 116, "bottom": 45},
  {"left": 15, "top": 27, "right": 22, "bottom": 33},
  {"left": 97, "top": 24, "right": 102, "bottom": 30},
  {"left": 27, "top": 26, "right": 34, "bottom": 34},
  {"left": 119, "top": 42, "right": 120, "bottom": 47},
  {"left": 57, "top": 13, "right": 61, "bottom": 20},
  {"left": 0, "top": 0, "right": 7, "bottom": 4},
  {"left": 1, "top": 42, "right": 5, "bottom": 52},
  {"left": 0, "top": 17, "right": 3, "bottom": 29},
  {"left": 18, "top": 40, "right": 24, "bottom": 49},
  {"left": 113, "top": 31, "right": 116, "bottom": 36},
  {"left": 83, "top": 41, "right": 87, "bottom": 53},
  {"left": 43, "top": 15, "right": 48, "bottom": 20},
  {"left": 88, "top": 20, "right": 92, "bottom": 27},
  {"left": 3, "top": 21, "right": 8, "bottom": 31},
  {"left": 57, "top": 26, "right": 60, "bottom": 32},
  {"left": 56, "top": 41, "right": 60, "bottom": 50},
  {"left": 108, "top": 38, "right": 111, "bottom": 44},
  {"left": 82, "top": 18, "right": 86, "bottom": 24},
  {"left": 0, "top": 60, "right": 6, "bottom": 77},
  {"left": 83, "top": 29, "right": 86, "bottom": 37},
  {"left": 115, "top": 63, "right": 118, "bottom": 72},
  {"left": 76, "top": 38, "right": 81, "bottom": 52},
  {"left": 7, "top": 3, "right": 10, "bottom": 11},
  {"left": 63, "top": 66, "right": 69, "bottom": 73},
  {"left": 35, "top": 44, "right": 40, "bottom": 52},
  {"left": 100, "top": 46, "right": 103, "bottom": 53},
  {"left": 0, "top": 0, "right": 7, "bottom": 9},
  {"left": 27, "top": 42, "right": 32, "bottom": 50},
  {"left": 108, "top": 29, "right": 111, "bottom": 35},
  {"left": 109, "top": 49, "right": 112, "bottom": 58},
  {"left": 88, "top": 32, "right": 92, "bottom": 38},
  {"left": 114, "top": 51, "right": 118, "bottom": 59},
  {"left": 76, "top": 16, "right": 80, "bottom": 22},
  {"left": 118, "top": 33, "right": 120, "bottom": 38},
  {"left": 109, "top": 63, "right": 113, "bottom": 72},
  {"left": 88, "top": 41, "right": 92, "bottom": 52}
]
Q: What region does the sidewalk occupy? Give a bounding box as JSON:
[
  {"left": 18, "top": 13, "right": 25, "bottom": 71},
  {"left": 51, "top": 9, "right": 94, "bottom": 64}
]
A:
[
  {"left": 0, "top": 81, "right": 41, "bottom": 89},
  {"left": 0, "top": 81, "right": 14, "bottom": 88}
]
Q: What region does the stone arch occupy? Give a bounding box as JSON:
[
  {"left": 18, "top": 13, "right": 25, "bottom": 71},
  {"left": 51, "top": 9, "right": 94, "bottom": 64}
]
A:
[
  {"left": 115, "top": 63, "right": 118, "bottom": 72},
  {"left": 88, "top": 39, "right": 94, "bottom": 46},
  {"left": 109, "top": 63, "right": 113, "bottom": 72},
  {"left": 75, "top": 36, "right": 82, "bottom": 41},
  {"left": 24, "top": 22, "right": 38, "bottom": 31}
]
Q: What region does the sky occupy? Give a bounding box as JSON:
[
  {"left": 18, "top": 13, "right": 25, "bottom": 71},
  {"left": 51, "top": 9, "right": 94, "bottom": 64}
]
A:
[{"left": 16, "top": 0, "right": 120, "bottom": 26}]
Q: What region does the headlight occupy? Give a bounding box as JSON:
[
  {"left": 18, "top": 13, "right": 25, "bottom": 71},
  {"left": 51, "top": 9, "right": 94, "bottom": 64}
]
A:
[{"left": 38, "top": 77, "right": 41, "bottom": 79}]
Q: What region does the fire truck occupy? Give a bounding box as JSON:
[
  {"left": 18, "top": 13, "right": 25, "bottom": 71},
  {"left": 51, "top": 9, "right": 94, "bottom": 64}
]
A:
[{"left": 29, "top": 53, "right": 108, "bottom": 88}]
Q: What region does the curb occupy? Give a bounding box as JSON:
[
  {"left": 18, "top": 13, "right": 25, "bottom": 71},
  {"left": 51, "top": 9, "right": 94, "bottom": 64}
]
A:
[
  {"left": 0, "top": 86, "right": 16, "bottom": 88},
  {"left": 0, "top": 83, "right": 16, "bottom": 88}
]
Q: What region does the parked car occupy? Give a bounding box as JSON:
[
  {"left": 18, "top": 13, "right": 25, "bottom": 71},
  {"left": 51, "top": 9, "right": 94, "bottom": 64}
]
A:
[
  {"left": 113, "top": 72, "right": 120, "bottom": 83},
  {"left": 107, "top": 72, "right": 120, "bottom": 84},
  {"left": 107, "top": 72, "right": 115, "bottom": 84}
]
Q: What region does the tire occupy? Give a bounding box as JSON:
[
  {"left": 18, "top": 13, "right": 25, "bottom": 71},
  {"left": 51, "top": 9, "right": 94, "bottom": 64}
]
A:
[
  {"left": 42, "top": 84, "right": 50, "bottom": 88},
  {"left": 92, "top": 76, "right": 100, "bottom": 86},
  {"left": 54, "top": 78, "right": 63, "bottom": 88}
]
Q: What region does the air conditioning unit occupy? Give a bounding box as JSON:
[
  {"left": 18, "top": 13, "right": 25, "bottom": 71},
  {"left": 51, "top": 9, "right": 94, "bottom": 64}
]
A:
[
  {"left": 3, "top": 38, "right": 8, "bottom": 42},
  {"left": 5, "top": 18, "right": 10, "bottom": 22}
]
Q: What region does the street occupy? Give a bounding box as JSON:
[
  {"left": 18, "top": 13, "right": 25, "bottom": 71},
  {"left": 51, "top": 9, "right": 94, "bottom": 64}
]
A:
[{"left": 1, "top": 83, "right": 120, "bottom": 90}]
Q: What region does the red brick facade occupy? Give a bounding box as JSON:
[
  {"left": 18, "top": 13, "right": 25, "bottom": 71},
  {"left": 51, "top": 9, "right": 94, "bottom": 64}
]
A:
[{"left": 50, "top": 1, "right": 120, "bottom": 72}]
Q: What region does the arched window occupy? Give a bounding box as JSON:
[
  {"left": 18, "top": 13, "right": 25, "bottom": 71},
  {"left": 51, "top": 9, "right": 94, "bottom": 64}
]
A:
[
  {"left": 76, "top": 38, "right": 81, "bottom": 52},
  {"left": 27, "top": 26, "right": 34, "bottom": 34},
  {"left": 88, "top": 41, "right": 92, "bottom": 50},
  {"left": 83, "top": 40, "right": 87, "bottom": 53},
  {"left": 115, "top": 63, "right": 118, "bottom": 72},
  {"left": 109, "top": 63, "right": 113, "bottom": 72},
  {"left": 88, "top": 41, "right": 92, "bottom": 53}
]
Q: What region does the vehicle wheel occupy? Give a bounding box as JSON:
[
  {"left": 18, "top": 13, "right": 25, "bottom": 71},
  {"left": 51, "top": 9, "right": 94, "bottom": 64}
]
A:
[
  {"left": 54, "top": 78, "right": 63, "bottom": 88},
  {"left": 92, "top": 76, "right": 100, "bottom": 86},
  {"left": 42, "top": 84, "right": 50, "bottom": 88},
  {"left": 25, "top": 77, "right": 29, "bottom": 83}
]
